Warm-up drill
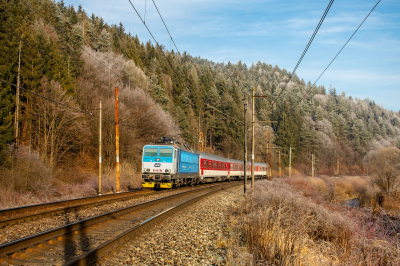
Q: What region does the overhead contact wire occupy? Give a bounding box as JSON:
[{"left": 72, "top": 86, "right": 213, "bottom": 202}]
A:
[
  {"left": 0, "top": 79, "right": 163, "bottom": 134},
  {"left": 150, "top": 0, "right": 180, "bottom": 54},
  {"left": 271, "top": 0, "right": 334, "bottom": 106},
  {"left": 313, "top": 0, "right": 381, "bottom": 86},
  {"left": 20, "top": 0, "right": 124, "bottom": 82},
  {"left": 290, "top": 0, "right": 382, "bottom": 105}
]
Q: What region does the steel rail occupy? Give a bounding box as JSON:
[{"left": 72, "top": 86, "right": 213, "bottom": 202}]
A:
[
  {"left": 0, "top": 182, "right": 240, "bottom": 264},
  {"left": 69, "top": 183, "right": 239, "bottom": 265},
  {"left": 0, "top": 182, "right": 232, "bottom": 228},
  {"left": 0, "top": 189, "right": 154, "bottom": 228}
]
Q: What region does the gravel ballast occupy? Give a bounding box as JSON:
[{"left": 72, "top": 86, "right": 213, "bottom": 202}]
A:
[
  {"left": 108, "top": 185, "right": 243, "bottom": 265},
  {"left": 0, "top": 187, "right": 207, "bottom": 245}
]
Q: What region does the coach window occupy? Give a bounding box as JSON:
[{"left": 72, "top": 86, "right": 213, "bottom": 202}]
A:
[{"left": 174, "top": 150, "right": 177, "bottom": 159}]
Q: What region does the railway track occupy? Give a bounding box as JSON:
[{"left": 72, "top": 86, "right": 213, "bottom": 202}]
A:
[
  {"left": 0, "top": 182, "right": 240, "bottom": 265},
  {"left": 0, "top": 189, "right": 155, "bottom": 228}
]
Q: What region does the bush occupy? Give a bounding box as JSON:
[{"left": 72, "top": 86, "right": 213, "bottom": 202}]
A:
[
  {"left": 227, "top": 180, "right": 400, "bottom": 265},
  {"left": 0, "top": 145, "right": 53, "bottom": 193}
]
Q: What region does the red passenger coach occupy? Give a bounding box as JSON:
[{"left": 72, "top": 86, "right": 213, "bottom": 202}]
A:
[
  {"left": 198, "top": 152, "right": 231, "bottom": 182},
  {"left": 198, "top": 152, "right": 268, "bottom": 182}
]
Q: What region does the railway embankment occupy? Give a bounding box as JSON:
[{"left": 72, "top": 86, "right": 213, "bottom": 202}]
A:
[
  {"left": 2, "top": 178, "right": 399, "bottom": 265},
  {"left": 223, "top": 178, "right": 400, "bottom": 265}
]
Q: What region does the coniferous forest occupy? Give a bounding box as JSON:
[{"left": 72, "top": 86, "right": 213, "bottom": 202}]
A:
[{"left": 1, "top": 0, "right": 400, "bottom": 205}]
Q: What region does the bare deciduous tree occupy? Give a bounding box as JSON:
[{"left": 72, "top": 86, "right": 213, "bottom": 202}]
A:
[
  {"left": 366, "top": 147, "right": 400, "bottom": 196},
  {"left": 33, "top": 79, "right": 90, "bottom": 167}
]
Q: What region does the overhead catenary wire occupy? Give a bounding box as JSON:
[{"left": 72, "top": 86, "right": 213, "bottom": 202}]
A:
[
  {"left": 127, "top": 0, "right": 181, "bottom": 77},
  {"left": 5, "top": 10, "right": 151, "bottom": 107},
  {"left": 206, "top": 104, "right": 243, "bottom": 125},
  {"left": 287, "top": 0, "right": 382, "bottom": 107},
  {"left": 128, "top": 0, "right": 241, "bottom": 125},
  {"left": 150, "top": 0, "right": 180, "bottom": 54},
  {"left": 0, "top": 79, "right": 165, "bottom": 135},
  {"left": 20, "top": 0, "right": 124, "bottom": 82},
  {"left": 8, "top": 0, "right": 195, "bottom": 142},
  {"left": 270, "top": 0, "right": 334, "bottom": 107},
  {"left": 313, "top": 0, "right": 381, "bottom": 86}
]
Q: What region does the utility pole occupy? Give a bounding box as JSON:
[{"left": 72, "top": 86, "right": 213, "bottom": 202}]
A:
[
  {"left": 199, "top": 132, "right": 204, "bottom": 152},
  {"left": 115, "top": 87, "right": 120, "bottom": 193},
  {"left": 251, "top": 88, "right": 255, "bottom": 189},
  {"left": 289, "top": 146, "right": 292, "bottom": 178},
  {"left": 198, "top": 110, "right": 201, "bottom": 151},
  {"left": 243, "top": 97, "right": 248, "bottom": 196},
  {"left": 337, "top": 158, "right": 340, "bottom": 176},
  {"left": 98, "top": 101, "right": 102, "bottom": 195},
  {"left": 266, "top": 132, "right": 271, "bottom": 179},
  {"left": 268, "top": 141, "right": 272, "bottom": 178},
  {"left": 279, "top": 149, "right": 281, "bottom": 178},
  {"left": 311, "top": 153, "right": 314, "bottom": 177},
  {"left": 15, "top": 38, "right": 22, "bottom": 146}
]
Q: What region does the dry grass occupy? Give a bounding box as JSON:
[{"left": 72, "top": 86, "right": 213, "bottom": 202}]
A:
[
  {"left": 287, "top": 175, "right": 383, "bottom": 209},
  {"left": 226, "top": 179, "right": 400, "bottom": 265},
  {"left": 0, "top": 146, "right": 142, "bottom": 209}
]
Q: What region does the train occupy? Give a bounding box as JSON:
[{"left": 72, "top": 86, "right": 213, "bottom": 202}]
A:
[{"left": 141, "top": 136, "right": 269, "bottom": 189}]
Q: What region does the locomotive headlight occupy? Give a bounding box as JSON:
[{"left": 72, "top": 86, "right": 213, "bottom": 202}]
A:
[{"left": 165, "top": 169, "right": 169, "bottom": 173}]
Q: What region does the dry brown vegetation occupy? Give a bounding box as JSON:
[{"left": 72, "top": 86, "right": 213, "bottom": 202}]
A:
[
  {"left": 225, "top": 179, "right": 400, "bottom": 265},
  {"left": 0, "top": 49, "right": 180, "bottom": 209}
]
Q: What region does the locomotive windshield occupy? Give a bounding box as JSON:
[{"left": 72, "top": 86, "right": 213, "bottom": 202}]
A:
[
  {"left": 144, "top": 148, "right": 158, "bottom": 157},
  {"left": 159, "top": 148, "right": 173, "bottom": 158}
]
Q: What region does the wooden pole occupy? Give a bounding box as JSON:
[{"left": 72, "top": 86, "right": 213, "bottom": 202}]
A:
[
  {"left": 312, "top": 153, "right": 315, "bottom": 178},
  {"left": 15, "top": 38, "right": 22, "bottom": 145},
  {"left": 98, "top": 101, "right": 102, "bottom": 195},
  {"left": 251, "top": 88, "right": 255, "bottom": 189},
  {"left": 243, "top": 98, "right": 248, "bottom": 196},
  {"left": 337, "top": 158, "right": 340, "bottom": 176},
  {"left": 115, "top": 87, "right": 120, "bottom": 193},
  {"left": 266, "top": 132, "right": 270, "bottom": 178},
  {"left": 289, "top": 146, "right": 292, "bottom": 178},
  {"left": 279, "top": 149, "right": 281, "bottom": 178}
]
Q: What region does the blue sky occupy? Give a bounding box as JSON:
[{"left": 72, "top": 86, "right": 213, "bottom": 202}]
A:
[{"left": 68, "top": 0, "right": 400, "bottom": 111}]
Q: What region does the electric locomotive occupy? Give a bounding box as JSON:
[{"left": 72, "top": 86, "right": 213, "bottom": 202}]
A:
[
  {"left": 141, "top": 136, "right": 269, "bottom": 189},
  {"left": 141, "top": 137, "right": 200, "bottom": 189}
]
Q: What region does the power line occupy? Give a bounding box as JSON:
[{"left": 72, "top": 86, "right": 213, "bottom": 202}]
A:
[
  {"left": 313, "top": 0, "right": 381, "bottom": 86},
  {"left": 270, "top": 0, "right": 334, "bottom": 107},
  {"left": 206, "top": 104, "right": 243, "bottom": 125},
  {"left": 0, "top": 78, "right": 164, "bottom": 135},
  {"left": 129, "top": 0, "right": 250, "bottom": 130},
  {"left": 288, "top": 0, "right": 382, "bottom": 107},
  {"left": 150, "top": 0, "right": 180, "bottom": 54},
  {"left": 127, "top": 0, "right": 181, "bottom": 80},
  {"left": 20, "top": 0, "right": 124, "bottom": 82}
]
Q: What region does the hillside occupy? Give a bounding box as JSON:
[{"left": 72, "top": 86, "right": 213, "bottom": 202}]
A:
[{"left": 1, "top": 0, "right": 400, "bottom": 204}]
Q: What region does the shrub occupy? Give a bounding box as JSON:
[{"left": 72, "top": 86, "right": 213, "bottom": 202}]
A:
[
  {"left": 227, "top": 179, "right": 400, "bottom": 265},
  {"left": 0, "top": 145, "right": 53, "bottom": 193}
]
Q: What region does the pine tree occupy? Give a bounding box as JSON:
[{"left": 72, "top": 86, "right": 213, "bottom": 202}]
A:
[{"left": 97, "top": 28, "right": 111, "bottom": 52}]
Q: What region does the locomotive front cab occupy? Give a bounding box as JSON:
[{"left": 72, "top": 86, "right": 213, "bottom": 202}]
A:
[{"left": 142, "top": 145, "right": 176, "bottom": 188}]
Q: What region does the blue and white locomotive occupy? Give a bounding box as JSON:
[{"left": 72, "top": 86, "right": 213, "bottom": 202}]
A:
[{"left": 141, "top": 136, "right": 268, "bottom": 189}]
